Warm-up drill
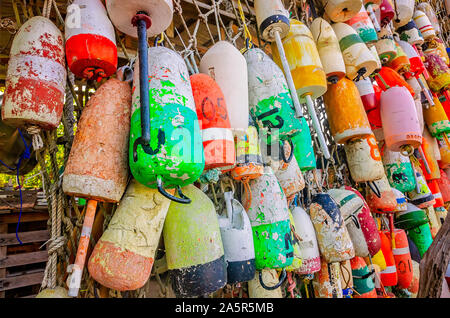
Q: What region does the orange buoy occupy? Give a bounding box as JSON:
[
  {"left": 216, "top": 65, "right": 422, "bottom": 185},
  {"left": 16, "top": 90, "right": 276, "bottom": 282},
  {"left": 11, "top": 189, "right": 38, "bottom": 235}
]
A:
[
  {"left": 375, "top": 66, "right": 415, "bottom": 97},
  {"left": 190, "top": 73, "right": 235, "bottom": 170},
  {"left": 423, "top": 96, "right": 450, "bottom": 138},
  {"left": 379, "top": 231, "right": 398, "bottom": 287},
  {"left": 323, "top": 77, "right": 372, "bottom": 144},
  {"left": 408, "top": 260, "right": 420, "bottom": 297},
  {"left": 386, "top": 41, "right": 411, "bottom": 74},
  {"left": 63, "top": 76, "right": 131, "bottom": 203},
  {"left": 65, "top": 0, "right": 117, "bottom": 80},
  {"left": 313, "top": 258, "right": 343, "bottom": 298},
  {"left": 384, "top": 229, "right": 413, "bottom": 289},
  {"left": 428, "top": 179, "right": 444, "bottom": 207}
]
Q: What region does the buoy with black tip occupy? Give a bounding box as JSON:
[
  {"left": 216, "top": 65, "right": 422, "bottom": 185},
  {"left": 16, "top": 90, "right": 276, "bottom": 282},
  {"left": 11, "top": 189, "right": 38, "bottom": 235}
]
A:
[
  {"left": 163, "top": 184, "right": 227, "bottom": 297},
  {"left": 217, "top": 191, "right": 255, "bottom": 284},
  {"left": 290, "top": 205, "right": 321, "bottom": 275},
  {"left": 391, "top": 0, "right": 415, "bottom": 29}
]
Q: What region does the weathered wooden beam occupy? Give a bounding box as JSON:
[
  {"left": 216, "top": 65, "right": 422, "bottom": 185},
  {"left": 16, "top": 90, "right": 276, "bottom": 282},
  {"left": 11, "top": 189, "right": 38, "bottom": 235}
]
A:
[
  {"left": 418, "top": 213, "right": 450, "bottom": 297},
  {"left": 0, "top": 270, "right": 44, "bottom": 292},
  {"left": 0, "top": 230, "right": 50, "bottom": 246},
  {"left": 0, "top": 250, "right": 48, "bottom": 268},
  {"left": 0, "top": 225, "right": 6, "bottom": 298},
  {"left": 0, "top": 212, "right": 49, "bottom": 224}
]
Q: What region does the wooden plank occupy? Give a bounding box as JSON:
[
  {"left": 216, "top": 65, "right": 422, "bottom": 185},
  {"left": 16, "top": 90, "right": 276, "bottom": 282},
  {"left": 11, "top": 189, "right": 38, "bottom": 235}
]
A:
[
  {"left": 0, "top": 271, "right": 44, "bottom": 292},
  {"left": 0, "top": 212, "right": 49, "bottom": 224},
  {"left": 0, "top": 250, "right": 48, "bottom": 268},
  {"left": 20, "top": 294, "right": 38, "bottom": 298},
  {"left": 0, "top": 230, "right": 50, "bottom": 246},
  {"left": 0, "top": 225, "right": 6, "bottom": 298}
]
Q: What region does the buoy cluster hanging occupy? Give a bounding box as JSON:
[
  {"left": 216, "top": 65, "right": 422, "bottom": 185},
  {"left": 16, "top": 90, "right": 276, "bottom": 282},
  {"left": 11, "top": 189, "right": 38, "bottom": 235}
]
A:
[{"left": 2, "top": 0, "right": 449, "bottom": 300}]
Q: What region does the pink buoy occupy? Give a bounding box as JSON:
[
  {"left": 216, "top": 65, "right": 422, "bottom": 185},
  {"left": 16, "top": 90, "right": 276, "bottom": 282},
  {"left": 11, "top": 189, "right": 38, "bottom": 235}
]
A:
[{"left": 380, "top": 86, "right": 422, "bottom": 151}]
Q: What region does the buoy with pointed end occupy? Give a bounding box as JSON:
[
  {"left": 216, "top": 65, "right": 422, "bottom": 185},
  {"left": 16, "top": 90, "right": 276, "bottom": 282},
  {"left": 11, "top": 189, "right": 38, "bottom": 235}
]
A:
[{"left": 88, "top": 180, "right": 172, "bottom": 291}]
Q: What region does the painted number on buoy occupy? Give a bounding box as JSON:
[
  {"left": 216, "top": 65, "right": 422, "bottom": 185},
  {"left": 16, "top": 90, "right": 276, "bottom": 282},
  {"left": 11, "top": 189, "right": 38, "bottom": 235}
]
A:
[
  {"left": 201, "top": 97, "right": 227, "bottom": 122},
  {"left": 256, "top": 109, "right": 284, "bottom": 129}
]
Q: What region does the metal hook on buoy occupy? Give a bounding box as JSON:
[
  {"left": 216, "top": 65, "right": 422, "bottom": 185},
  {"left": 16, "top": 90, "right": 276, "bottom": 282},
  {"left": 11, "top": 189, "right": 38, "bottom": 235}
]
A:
[
  {"left": 258, "top": 269, "right": 287, "bottom": 291},
  {"left": 156, "top": 176, "right": 191, "bottom": 204}
]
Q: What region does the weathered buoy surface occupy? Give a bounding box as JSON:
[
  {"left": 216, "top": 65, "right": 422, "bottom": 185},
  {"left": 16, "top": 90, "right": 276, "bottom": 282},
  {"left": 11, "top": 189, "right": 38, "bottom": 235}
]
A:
[
  {"left": 35, "top": 287, "right": 70, "bottom": 298},
  {"left": 394, "top": 203, "right": 429, "bottom": 231},
  {"left": 417, "top": 2, "right": 441, "bottom": 34},
  {"left": 245, "top": 48, "right": 301, "bottom": 144},
  {"left": 323, "top": 77, "right": 372, "bottom": 144},
  {"left": 310, "top": 18, "right": 346, "bottom": 83},
  {"left": 407, "top": 172, "right": 436, "bottom": 208},
  {"left": 313, "top": 259, "right": 343, "bottom": 298},
  {"left": 163, "top": 184, "right": 226, "bottom": 297},
  {"left": 321, "top": 0, "right": 363, "bottom": 23},
  {"left": 271, "top": 19, "right": 327, "bottom": 101},
  {"left": 254, "top": 0, "right": 290, "bottom": 41},
  {"left": 2, "top": 16, "right": 65, "bottom": 130},
  {"left": 275, "top": 154, "right": 305, "bottom": 201},
  {"left": 332, "top": 22, "right": 378, "bottom": 80},
  {"left": 345, "top": 186, "right": 381, "bottom": 256},
  {"left": 106, "top": 0, "right": 173, "bottom": 38},
  {"left": 248, "top": 269, "right": 282, "bottom": 298},
  {"left": 407, "top": 223, "right": 433, "bottom": 258},
  {"left": 65, "top": 0, "right": 117, "bottom": 79},
  {"left": 328, "top": 188, "right": 369, "bottom": 257},
  {"left": 382, "top": 148, "right": 416, "bottom": 193},
  {"left": 130, "top": 46, "right": 204, "bottom": 190},
  {"left": 391, "top": 0, "right": 414, "bottom": 29},
  {"left": 397, "top": 20, "right": 424, "bottom": 46},
  {"left": 242, "top": 166, "right": 293, "bottom": 269},
  {"left": 309, "top": 193, "right": 355, "bottom": 263},
  {"left": 200, "top": 41, "right": 249, "bottom": 130},
  {"left": 88, "top": 180, "right": 172, "bottom": 291},
  {"left": 217, "top": 192, "right": 255, "bottom": 284},
  {"left": 366, "top": 175, "right": 398, "bottom": 212},
  {"left": 63, "top": 77, "right": 131, "bottom": 202},
  {"left": 231, "top": 120, "right": 264, "bottom": 181},
  {"left": 379, "top": 231, "right": 398, "bottom": 287},
  {"left": 424, "top": 54, "right": 450, "bottom": 93},
  {"left": 292, "top": 117, "right": 316, "bottom": 171},
  {"left": 423, "top": 96, "right": 450, "bottom": 137},
  {"left": 190, "top": 73, "right": 235, "bottom": 170},
  {"left": 345, "top": 4, "right": 378, "bottom": 44},
  {"left": 413, "top": 10, "right": 436, "bottom": 40},
  {"left": 290, "top": 206, "right": 321, "bottom": 275},
  {"left": 344, "top": 134, "right": 384, "bottom": 182}
]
